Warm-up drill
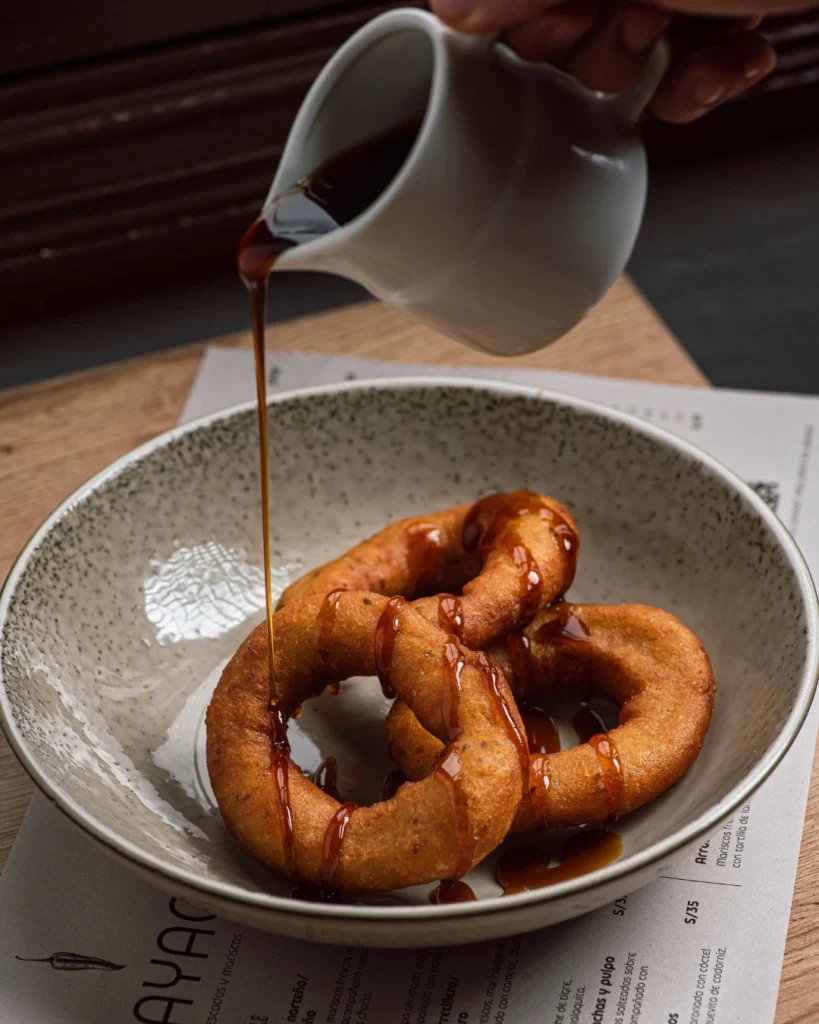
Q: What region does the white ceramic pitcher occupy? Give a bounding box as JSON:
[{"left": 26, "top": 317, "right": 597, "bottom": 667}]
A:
[{"left": 264, "top": 7, "right": 669, "bottom": 357}]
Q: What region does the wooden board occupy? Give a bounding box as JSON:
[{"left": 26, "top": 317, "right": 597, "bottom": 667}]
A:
[{"left": 3, "top": 281, "right": 817, "bottom": 1021}]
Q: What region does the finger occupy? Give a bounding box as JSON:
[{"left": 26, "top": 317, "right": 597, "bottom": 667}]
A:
[
  {"left": 431, "top": 0, "right": 566, "bottom": 34},
  {"left": 656, "top": 1, "right": 809, "bottom": 14},
  {"left": 669, "top": 12, "right": 763, "bottom": 45},
  {"left": 563, "top": 4, "right": 671, "bottom": 94},
  {"left": 650, "top": 30, "right": 776, "bottom": 123},
  {"left": 503, "top": 0, "right": 600, "bottom": 64}
]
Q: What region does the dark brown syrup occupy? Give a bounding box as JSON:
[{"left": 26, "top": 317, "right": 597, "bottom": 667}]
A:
[
  {"left": 268, "top": 707, "right": 296, "bottom": 875},
  {"left": 237, "top": 119, "right": 424, "bottom": 882},
  {"left": 437, "top": 594, "right": 464, "bottom": 638},
  {"left": 535, "top": 603, "right": 591, "bottom": 646},
  {"left": 374, "top": 595, "right": 407, "bottom": 699},
  {"left": 315, "top": 588, "right": 346, "bottom": 671},
  {"left": 463, "top": 491, "right": 579, "bottom": 585},
  {"left": 320, "top": 802, "right": 358, "bottom": 890},
  {"left": 407, "top": 522, "right": 445, "bottom": 594},
  {"left": 496, "top": 829, "right": 623, "bottom": 895},
  {"left": 573, "top": 701, "right": 607, "bottom": 744},
  {"left": 314, "top": 755, "right": 342, "bottom": 801},
  {"left": 432, "top": 880, "right": 477, "bottom": 904},
  {"left": 588, "top": 733, "right": 623, "bottom": 818},
  {"left": 435, "top": 750, "right": 474, "bottom": 880},
  {"left": 380, "top": 770, "right": 407, "bottom": 802},
  {"left": 505, "top": 542, "right": 543, "bottom": 622},
  {"left": 505, "top": 631, "right": 532, "bottom": 695},
  {"left": 475, "top": 652, "right": 530, "bottom": 793},
  {"left": 520, "top": 705, "right": 561, "bottom": 755},
  {"left": 441, "top": 640, "right": 465, "bottom": 742}
]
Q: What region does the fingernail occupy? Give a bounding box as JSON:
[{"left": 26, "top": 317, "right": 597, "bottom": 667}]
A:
[
  {"left": 434, "top": 0, "right": 482, "bottom": 26},
  {"left": 620, "top": 10, "right": 668, "bottom": 53},
  {"left": 692, "top": 77, "right": 727, "bottom": 107},
  {"left": 541, "top": 13, "right": 586, "bottom": 48},
  {"left": 744, "top": 63, "right": 764, "bottom": 81}
]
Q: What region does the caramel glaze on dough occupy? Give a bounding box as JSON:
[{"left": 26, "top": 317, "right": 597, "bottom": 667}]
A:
[
  {"left": 386, "top": 603, "right": 715, "bottom": 830},
  {"left": 278, "top": 491, "right": 579, "bottom": 650},
  {"left": 206, "top": 591, "right": 525, "bottom": 893}
]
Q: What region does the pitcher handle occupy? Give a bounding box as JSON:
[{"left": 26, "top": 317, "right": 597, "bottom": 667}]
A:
[
  {"left": 607, "top": 37, "right": 672, "bottom": 123},
  {"left": 468, "top": 25, "right": 669, "bottom": 124}
]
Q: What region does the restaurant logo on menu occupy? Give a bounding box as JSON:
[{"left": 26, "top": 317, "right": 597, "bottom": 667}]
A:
[
  {"left": 14, "top": 897, "right": 221, "bottom": 1024},
  {"left": 132, "top": 897, "right": 218, "bottom": 1024}
]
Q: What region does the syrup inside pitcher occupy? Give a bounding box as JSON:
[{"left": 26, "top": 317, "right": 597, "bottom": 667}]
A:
[{"left": 237, "top": 115, "right": 424, "bottom": 284}]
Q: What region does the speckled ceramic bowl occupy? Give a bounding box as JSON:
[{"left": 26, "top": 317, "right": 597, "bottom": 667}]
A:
[{"left": 1, "top": 379, "right": 817, "bottom": 947}]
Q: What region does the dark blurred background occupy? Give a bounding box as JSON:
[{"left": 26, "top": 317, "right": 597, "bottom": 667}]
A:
[{"left": 1, "top": 1, "right": 818, "bottom": 392}]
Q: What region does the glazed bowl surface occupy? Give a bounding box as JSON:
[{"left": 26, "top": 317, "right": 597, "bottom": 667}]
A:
[{"left": 1, "top": 379, "right": 816, "bottom": 947}]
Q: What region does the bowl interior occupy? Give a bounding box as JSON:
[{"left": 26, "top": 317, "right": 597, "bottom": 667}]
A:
[{"left": 0, "top": 382, "right": 813, "bottom": 913}]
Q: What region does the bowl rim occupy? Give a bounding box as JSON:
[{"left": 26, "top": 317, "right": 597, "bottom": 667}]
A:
[{"left": 2, "top": 374, "right": 817, "bottom": 924}]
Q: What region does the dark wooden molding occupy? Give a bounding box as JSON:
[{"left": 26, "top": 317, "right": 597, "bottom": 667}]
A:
[
  {"left": 0, "top": 1, "right": 364, "bottom": 78},
  {"left": 0, "top": 3, "right": 414, "bottom": 325},
  {"left": 0, "top": 5, "right": 816, "bottom": 329}
]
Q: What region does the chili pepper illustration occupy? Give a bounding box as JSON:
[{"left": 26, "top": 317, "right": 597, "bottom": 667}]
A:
[{"left": 15, "top": 952, "right": 124, "bottom": 972}]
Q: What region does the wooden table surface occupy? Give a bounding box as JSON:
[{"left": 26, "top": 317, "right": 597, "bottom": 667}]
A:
[{"left": 0, "top": 278, "right": 816, "bottom": 1021}]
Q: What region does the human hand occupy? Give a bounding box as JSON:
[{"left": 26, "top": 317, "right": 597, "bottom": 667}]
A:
[{"left": 430, "top": 0, "right": 795, "bottom": 122}]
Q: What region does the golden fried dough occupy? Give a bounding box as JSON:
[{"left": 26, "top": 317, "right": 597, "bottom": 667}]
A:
[
  {"left": 387, "top": 603, "right": 715, "bottom": 830},
  {"left": 206, "top": 592, "right": 525, "bottom": 892},
  {"left": 279, "top": 491, "right": 578, "bottom": 649}
]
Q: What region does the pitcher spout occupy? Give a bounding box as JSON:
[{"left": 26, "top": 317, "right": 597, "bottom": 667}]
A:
[{"left": 270, "top": 240, "right": 335, "bottom": 276}]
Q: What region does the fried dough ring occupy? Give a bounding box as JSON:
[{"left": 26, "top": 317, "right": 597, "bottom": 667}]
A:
[
  {"left": 206, "top": 591, "right": 525, "bottom": 893},
  {"left": 386, "top": 603, "right": 715, "bottom": 830},
  {"left": 278, "top": 491, "right": 579, "bottom": 650}
]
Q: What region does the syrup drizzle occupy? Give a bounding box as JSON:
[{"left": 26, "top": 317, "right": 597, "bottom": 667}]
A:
[
  {"left": 529, "top": 753, "right": 551, "bottom": 797},
  {"left": 374, "top": 595, "right": 407, "bottom": 699},
  {"left": 462, "top": 491, "right": 538, "bottom": 554},
  {"left": 238, "top": 121, "right": 425, "bottom": 887},
  {"left": 245, "top": 283, "right": 279, "bottom": 700},
  {"left": 314, "top": 756, "right": 342, "bottom": 801},
  {"left": 588, "top": 733, "right": 623, "bottom": 818},
  {"left": 239, "top": 220, "right": 297, "bottom": 877},
  {"left": 552, "top": 521, "right": 579, "bottom": 568},
  {"left": 380, "top": 770, "right": 407, "bottom": 802},
  {"left": 504, "top": 542, "right": 543, "bottom": 622},
  {"left": 435, "top": 751, "right": 474, "bottom": 879},
  {"left": 520, "top": 705, "right": 561, "bottom": 755},
  {"left": 496, "top": 829, "right": 623, "bottom": 895},
  {"left": 315, "top": 588, "right": 346, "bottom": 672},
  {"left": 437, "top": 594, "right": 464, "bottom": 638},
  {"left": 462, "top": 490, "right": 579, "bottom": 582},
  {"left": 407, "top": 522, "right": 446, "bottom": 594},
  {"left": 535, "top": 603, "right": 591, "bottom": 646},
  {"left": 441, "top": 640, "right": 465, "bottom": 742},
  {"left": 320, "top": 802, "right": 358, "bottom": 890},
  {"left": 432, "top": 880, "right": 477, "bottom": 904},
  {"left": 476, "top": 652, "right": 530, "bottom": 793},
  {"left": 505, "top": 631, "right": 532, "bottom": 695},
  {"left": 268, "top": 706, "right": 296, "bottom": 876},
  {"left": 573, "top": 701, "right": 607, "bottom": 744}
]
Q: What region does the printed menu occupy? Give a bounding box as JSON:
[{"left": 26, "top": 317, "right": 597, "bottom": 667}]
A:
[{"left": 2, "top": 346, "right": 818, "bottom": 1024}]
